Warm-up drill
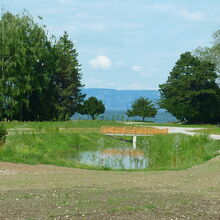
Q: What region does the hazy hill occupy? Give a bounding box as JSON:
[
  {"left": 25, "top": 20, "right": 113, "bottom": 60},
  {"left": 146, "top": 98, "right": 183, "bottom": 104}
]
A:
[
  {"left": 76, "top": 88, "right": 176, "bottom": 122},
  {"left": 82, "top": 88, "right": 160, "bottom": 110}
]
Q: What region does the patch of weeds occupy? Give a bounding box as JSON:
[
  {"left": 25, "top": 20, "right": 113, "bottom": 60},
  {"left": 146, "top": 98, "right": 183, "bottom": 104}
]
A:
[
  {"left": 144, "top": 204, "right": 157, "bottom": 209},
  {"left": 18, "top": 194, "right": 35, "bottom": 199},
  {"left": 108, "top": 206, "right": 143, "bottom": 213}
]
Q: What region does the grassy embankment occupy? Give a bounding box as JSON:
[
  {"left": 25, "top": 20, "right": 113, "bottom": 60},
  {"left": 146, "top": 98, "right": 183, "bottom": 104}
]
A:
[{"left": 0, "top": 120, "right": 219, "bottom": 170}]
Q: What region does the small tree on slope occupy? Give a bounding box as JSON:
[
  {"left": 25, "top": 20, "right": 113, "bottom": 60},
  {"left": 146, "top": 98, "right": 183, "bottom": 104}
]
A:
[
  {"left": 126, "top": 97, "right": 157, "bottom": 122},
  {"left": 79, "top": 96, "right": 105, "bottom": 120}
]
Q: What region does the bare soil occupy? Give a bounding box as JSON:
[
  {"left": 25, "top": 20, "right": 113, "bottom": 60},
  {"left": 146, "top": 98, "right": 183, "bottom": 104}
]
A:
[{"left": 0, "top": 156, "right": 220, "bottom": 219}]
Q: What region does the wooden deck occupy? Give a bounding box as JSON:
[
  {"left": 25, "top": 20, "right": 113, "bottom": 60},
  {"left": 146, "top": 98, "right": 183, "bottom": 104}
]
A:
[{"left": 101, "top": 126, "right": 168, "bottom": 136}]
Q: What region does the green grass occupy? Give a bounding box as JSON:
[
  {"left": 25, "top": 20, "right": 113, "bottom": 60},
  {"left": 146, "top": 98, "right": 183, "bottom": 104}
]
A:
[
  {"left": 0, "top": 120, "right": 219, "bottom": 171},
  {"left": 3, "top": 119, "right": 220, "bottom": 130},
  {"left": 3, "top": 120, "right": 124, "bottom": 129},
  {"left": 138, "top": 134, "right": 220, "bottom": 170},
  {"left": 0, "top": 132, "right": 126, "bottom": 168}
]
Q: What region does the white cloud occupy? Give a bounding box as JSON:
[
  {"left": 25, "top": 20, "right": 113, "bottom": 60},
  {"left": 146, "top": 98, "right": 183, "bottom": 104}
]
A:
[
  {"left": 132, "top": 65, "right": 143, "bottom": 72},
  {"left": 131, "top": 66, "right": 159, "bottom": 78},
  {"left": 119, "top": 83, "right": 158, "bottom": 90},
  {"left": 139, "top": 72, "right": 149, "bottom": 77},
  {"left": 56, "top": 0, "right": 72, "bottom": 4},
  {"left": 85, "top": 78, "right": 117, "bottom": 88},
  {"left": 89, "top": 55, "right": 112, "bottom": 69},
  {"left": 152, "top": 3, "right": 204, "bottom": 21},
  {"left": 178, "top": 10, "right": 204, "bottom": 21},
  {"left": 74, "top": 13, "right": 88, "bottom": 19},
  {"left": 115, "top": 60, "right": 125, "bottom": 67},
  {"left": 87, "top": 23, "right": 106, "bottom": 31},
  {"left": 140, "top": 68, "right": 159, "bottom": 78}
]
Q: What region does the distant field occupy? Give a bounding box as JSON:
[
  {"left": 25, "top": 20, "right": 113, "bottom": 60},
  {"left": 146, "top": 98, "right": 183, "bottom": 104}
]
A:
[
  {"left": 2, "top": 119, "right": 219, "bottom": 130},
  {"left": 2, "top": 120, "right": 124, "bottom": 129}
]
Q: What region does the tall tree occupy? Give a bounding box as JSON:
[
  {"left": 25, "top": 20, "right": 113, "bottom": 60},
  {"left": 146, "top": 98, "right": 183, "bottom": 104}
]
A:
[
  {"left": 126, "top": 97, "right": 157, "bottom": 121},
  {"left": 54, "top": 32, "right": 85, "bottom": 121},
  {"left": 159, "top": 52, "right": 220, "bottom": 123}
]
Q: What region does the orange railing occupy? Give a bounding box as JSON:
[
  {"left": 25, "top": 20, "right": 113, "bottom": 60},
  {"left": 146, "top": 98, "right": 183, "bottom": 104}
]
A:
[{"left": 101, "top": 126, "right": 168, "bottom": 135}]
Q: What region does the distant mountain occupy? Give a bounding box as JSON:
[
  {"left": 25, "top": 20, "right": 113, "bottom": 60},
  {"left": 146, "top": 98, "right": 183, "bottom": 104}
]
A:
[
  {"left": 82, "top": 88, "right": 160, "bottom": 110},
  {"left": 75, "top": 88, "right": 177, "bottom": 122}
]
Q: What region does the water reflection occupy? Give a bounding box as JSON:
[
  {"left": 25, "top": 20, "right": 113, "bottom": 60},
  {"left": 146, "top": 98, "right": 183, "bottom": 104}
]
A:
[{"left": 79, "top": 148, "right": 148, "bottom": 169}]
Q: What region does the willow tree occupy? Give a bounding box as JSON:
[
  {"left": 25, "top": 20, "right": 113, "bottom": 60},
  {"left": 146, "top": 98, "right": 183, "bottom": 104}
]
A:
[{"left": 0, "top": 10, "right": 84, "bottom": 121}]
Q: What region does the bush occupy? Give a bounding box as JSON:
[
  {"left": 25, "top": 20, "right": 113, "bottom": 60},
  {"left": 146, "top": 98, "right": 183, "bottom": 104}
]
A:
[{"left": 0, "top": 124, "right": 7, "bottom": 144}]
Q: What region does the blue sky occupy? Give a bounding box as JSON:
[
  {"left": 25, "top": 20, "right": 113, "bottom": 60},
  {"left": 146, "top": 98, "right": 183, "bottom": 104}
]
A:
[{"left": 1, "top": 0, "right": 220, "bottom": 90}]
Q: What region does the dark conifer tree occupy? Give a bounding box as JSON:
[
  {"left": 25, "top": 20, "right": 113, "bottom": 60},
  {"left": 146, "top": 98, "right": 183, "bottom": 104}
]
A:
[
  {"left": 159, "top": 52, "right": 220, "bottom": 123},
  {"left": 54, "top": 32, "right": 85, "bottom": 121}
]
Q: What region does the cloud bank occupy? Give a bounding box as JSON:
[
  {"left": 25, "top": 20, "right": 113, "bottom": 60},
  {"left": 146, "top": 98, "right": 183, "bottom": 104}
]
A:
[{"left": 89, "top": 55, "right": 112, "bottom": 69}]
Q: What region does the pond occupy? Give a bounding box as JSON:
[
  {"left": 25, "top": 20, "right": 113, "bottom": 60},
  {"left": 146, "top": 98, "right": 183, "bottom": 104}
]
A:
[
  {"left": 70, "top": 133, "right": 211, "bottom": 170},
  {"left": 77, "top": 148, "right": 148, "bottom": 170}
]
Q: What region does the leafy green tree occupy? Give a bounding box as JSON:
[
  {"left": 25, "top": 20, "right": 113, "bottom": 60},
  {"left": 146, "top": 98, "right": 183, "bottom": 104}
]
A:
[
  {"left": 126, "top": 97, "right": 157, "bottom": 121},
  {"left": 79, "top": 96, "right": 105, "bottom": 120},
  {"left": 0, "top": 10, "right": 85, "bottom": 121},
  {"left": 195, "top": 30, "right": 220, "bottom": 73},
  {"left": 159, "top": 52, "right": 220, "bottom": 123},
  {"left": 0, "top": 11, "right": 52, "bottom": 121}
]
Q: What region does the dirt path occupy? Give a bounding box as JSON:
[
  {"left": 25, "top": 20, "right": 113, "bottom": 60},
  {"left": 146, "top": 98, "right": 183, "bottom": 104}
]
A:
[
  {"left": 0, "top": 155, "right": 220, "bottom": 219},
  {"left": 152, "top": 126, "right": 220, "bottom": 140}
]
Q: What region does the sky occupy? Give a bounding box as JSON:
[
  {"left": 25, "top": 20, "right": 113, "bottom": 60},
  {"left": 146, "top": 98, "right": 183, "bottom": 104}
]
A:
[{"left": 1, "top": 0, "right": 220, "bottom": 90}]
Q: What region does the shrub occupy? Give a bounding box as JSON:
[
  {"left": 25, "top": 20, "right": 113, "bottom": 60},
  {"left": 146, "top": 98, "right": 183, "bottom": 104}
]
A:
[{"left": 0, "top": 124, "right": 7, "bottom": 144}]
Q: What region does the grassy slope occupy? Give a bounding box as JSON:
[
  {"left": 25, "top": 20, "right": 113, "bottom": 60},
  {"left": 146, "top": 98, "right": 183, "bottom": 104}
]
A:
[
  {"left": 0, "top": 132, "right": 129, "bottom": 169},
  {"left": 0, "top": 120, "right": 219, "bottom": 171}
]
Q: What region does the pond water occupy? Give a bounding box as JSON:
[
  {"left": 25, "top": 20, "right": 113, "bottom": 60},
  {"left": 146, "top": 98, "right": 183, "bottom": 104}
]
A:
[{"left": 77, "top": 148, "right": 148, "bottom": 169}]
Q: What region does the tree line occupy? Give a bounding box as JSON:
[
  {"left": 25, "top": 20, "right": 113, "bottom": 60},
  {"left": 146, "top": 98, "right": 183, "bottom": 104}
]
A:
[{"left": 2, "top": 10, "right": 220, "bottom": 124}]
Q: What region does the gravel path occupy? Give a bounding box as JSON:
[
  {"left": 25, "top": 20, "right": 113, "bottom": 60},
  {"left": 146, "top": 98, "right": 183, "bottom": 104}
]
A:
[{"left": 151, "top": 126, "right": 220, "bottom": 140}]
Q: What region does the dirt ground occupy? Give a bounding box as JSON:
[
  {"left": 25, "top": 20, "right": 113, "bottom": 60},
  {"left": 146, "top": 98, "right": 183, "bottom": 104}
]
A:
[{"left": 0, "top": 156, "right": 220, "bottom": 220}]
